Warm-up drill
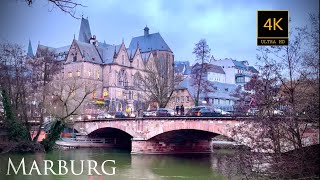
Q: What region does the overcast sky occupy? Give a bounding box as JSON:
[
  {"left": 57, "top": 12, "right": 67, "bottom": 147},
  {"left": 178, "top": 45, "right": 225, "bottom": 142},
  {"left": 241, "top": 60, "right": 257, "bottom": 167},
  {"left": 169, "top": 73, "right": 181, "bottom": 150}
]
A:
[{"left": 0, "top": 0, "right": 318, "bottom": 65}]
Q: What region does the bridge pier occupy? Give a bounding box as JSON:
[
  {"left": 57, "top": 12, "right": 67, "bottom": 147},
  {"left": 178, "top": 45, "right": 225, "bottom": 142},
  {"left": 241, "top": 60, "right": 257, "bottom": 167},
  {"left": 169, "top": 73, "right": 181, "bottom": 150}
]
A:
[{"left": 131, "top": 138, "right": 212, "bottom": 154}]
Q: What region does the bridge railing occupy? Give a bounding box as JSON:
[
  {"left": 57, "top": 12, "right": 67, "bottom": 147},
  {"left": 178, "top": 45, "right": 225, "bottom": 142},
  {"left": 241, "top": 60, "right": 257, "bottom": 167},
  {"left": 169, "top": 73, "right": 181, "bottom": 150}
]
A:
[
  {"left": 61, "top": 137, "right": 116, "bottom": 144},
  {"left": 70, "top": 116, "right": 255, "bottom": 122}
]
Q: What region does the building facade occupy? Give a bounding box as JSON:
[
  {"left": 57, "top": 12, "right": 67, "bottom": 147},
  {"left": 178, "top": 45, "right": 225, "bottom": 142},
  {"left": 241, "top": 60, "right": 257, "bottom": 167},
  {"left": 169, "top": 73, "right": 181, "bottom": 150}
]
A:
[
  {"left": 172, "top": 59, "right": 258, "bottom": 112},
  {"left": 34, "top": 17, "right": 174, "bottom": 115}
]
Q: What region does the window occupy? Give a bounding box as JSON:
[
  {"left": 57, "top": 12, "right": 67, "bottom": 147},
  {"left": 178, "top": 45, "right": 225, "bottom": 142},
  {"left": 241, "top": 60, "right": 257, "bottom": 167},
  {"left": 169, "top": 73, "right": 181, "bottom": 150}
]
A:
[
  {"left": 68, "top": 72, "right": 72, "bottom": 77},
  {"left": 77, "top": 70, "right": 80, "bottom": 77},
  {"left": 103, "top": 89, "right": 108, "bottom": 97},
  {"left": 117, "top": 91, "right": 122, "bottom": 97},
  {"left": 137, "top": 59, "right": 139, "bottom": 68},
  {"left": 122, "top": 55, "right": 124, "bottom": 65},
  {"left": 96, "top": 71, "right": 100, "bottom": 79},
  {"left": 92, "top": 91, "right": 96, "bottom": 99},
  {"left": 181, "top": 96, "right": 184, "bottom": 102},
  {"left": 225, "top": 88, "right": 228, "bottom": 92},
  {"left": 186, "top": 96, "right": 189, "bottom": 102},
  {"left": 213, "top": 87, "right": 218, "bottom": 90},
  {"left": 117, "top": 69, "right": 128, "bottom": 87},
  {"left": 73, "top": 53, "right": 77, "bottom": 62},
  {"left": 88, "top": 70, "right": 92, "bottom": 77}
]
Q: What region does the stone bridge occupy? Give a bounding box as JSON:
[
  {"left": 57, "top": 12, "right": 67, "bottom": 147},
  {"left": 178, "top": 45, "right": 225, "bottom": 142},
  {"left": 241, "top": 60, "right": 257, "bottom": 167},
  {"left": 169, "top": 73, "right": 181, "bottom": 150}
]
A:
[{"left": 71, "top": 117, "right": 319, "bottom": 154}]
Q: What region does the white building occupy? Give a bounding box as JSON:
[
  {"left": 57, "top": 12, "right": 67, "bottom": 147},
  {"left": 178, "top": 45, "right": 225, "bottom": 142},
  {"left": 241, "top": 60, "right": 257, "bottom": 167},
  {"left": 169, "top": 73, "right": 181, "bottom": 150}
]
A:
[
  {"left": 206, "top": 64, "right": 226, "bottom": 83},
  {"left": 211, "top": 58, "right": 258, "bottom": 87}
]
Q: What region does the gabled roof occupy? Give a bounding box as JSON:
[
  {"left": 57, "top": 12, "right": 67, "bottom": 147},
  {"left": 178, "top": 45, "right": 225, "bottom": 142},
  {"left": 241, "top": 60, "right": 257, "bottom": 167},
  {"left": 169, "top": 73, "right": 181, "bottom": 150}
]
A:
[
  {"left": 232, "top": 60, "right": 247, "bottom": 70},
  {"left": 178, "top": 77, "right": 239, "bottom": 100},
  {"left": 96, "top": 44, "right": 121, "bottom": 64},
  {"left": 207, "top": 64, "right": 225, "bottom": 74},
  {"left": 248, "top": 66, "right": 259, "bottom": 73},
  {"left": 140, "top": 52, "right": 151, "bottom": 63},
  {"left": 74, "top": 40, "right": 102, "bottom": 64},
  {"left": 78, "top": 17, "right": 92, "bottom": 43},
  {"left": 36, "top": 44, "right": 70, "bottom": 61},
  {"left": 129, "top": 32, "right": 172, "bottom": 53}
]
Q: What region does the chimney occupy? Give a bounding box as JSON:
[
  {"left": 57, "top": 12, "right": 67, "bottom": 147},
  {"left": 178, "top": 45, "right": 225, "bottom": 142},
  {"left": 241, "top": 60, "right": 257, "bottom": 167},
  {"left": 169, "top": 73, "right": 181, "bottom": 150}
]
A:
[{"left": 144, "top": 26, "right": 149, "bottom": 36}]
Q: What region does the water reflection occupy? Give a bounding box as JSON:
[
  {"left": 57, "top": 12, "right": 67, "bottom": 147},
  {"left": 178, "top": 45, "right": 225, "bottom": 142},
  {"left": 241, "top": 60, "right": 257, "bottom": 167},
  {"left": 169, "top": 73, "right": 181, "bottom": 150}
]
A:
[{"left": 0, "top": 148, "right": 250, "bottom": 180}]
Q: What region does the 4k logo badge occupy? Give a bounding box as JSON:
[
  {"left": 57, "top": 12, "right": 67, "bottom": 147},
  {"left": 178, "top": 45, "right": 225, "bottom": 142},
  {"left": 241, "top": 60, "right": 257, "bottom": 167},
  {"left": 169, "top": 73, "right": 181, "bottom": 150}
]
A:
[{"left": 257, "top": 10, "right": 289, "bottom": 46}]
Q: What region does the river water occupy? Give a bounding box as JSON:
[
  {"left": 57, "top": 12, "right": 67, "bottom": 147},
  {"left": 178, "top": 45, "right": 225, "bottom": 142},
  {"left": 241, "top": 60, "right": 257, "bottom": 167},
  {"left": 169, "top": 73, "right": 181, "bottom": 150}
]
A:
[{"left": 0, "top": 148, "right": 248, "bottom": 180}]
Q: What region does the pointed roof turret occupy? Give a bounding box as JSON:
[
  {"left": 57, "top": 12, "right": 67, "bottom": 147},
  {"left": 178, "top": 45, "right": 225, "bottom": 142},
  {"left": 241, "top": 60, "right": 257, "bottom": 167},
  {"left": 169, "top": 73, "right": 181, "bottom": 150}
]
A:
[
  {"left": 27, "top": 39, "right": 34, "bottom": 58},
  {"left": 144, "top": 25, "right": 149, "bottom": 36},
  {"left": 78, "top": 17, "right": 92, "bottom": 43}
]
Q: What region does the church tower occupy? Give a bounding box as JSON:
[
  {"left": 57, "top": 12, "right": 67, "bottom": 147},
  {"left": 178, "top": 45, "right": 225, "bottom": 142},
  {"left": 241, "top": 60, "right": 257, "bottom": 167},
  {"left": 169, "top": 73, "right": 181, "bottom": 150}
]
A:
[
  {"left": 78, "top": 17, "right": 92, "bottom": 43},
  {"left": 27, "top": 39, "right": 34, "bottom": 58}
]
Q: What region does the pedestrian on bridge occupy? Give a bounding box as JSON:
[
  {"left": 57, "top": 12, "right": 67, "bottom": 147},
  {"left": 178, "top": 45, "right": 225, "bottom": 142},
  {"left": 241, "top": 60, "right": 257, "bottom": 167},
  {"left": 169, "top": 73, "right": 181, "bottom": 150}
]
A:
[
  {"left": 180, "top": 105, "right": 184, "bottom": 116},
  {"left": 176, "top": 106, "right": 180, "bottom": 116}
]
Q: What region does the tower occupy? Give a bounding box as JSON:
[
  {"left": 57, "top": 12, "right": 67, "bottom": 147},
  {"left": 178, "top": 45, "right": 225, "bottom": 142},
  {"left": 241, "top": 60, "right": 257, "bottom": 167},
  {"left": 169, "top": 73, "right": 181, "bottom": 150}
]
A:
[
  {"left": 78, "top": 17, "right": 92, "bottom": 43},
  {"left": 27, "top": 39, "right": 34, "bottom": 58}
]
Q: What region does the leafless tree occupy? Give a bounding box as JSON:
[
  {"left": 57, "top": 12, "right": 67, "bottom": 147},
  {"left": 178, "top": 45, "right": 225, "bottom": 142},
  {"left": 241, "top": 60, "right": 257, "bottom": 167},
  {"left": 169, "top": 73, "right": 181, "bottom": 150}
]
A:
[
  {"left": 229, "top": 14, "right": 320, "bottom": 179},
  {"left": 138, "top": 57, "right": 181, "bottom": 108},
  {"left": 191, "top": 39, "right": 213, "bottom": 106},
  {"left": 0, "top": 42, "right": 31, "bottom": 141},
  {"left": 27, "top": 47, "right": 61, "bottom": 142},
  {"left": 24, "top": 0, "right": 85, "bottom": 19},
  {"left": 47, "top": 77, "right": 98, "bottom": 121}
]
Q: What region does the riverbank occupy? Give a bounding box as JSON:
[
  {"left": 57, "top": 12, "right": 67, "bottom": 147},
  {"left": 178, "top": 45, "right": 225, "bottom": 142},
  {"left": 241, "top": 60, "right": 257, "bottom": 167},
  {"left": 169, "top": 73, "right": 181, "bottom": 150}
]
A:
[
  {"left": 0, "top": 142, "right": 45, "bottom": 154},
  {"left": 279, "top": 144, "right": 320, "bottom": 179}
]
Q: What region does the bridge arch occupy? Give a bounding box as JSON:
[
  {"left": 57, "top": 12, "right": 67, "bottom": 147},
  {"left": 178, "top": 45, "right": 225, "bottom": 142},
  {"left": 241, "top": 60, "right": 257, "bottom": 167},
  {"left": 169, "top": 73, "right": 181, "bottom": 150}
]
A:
[
  {"left": 144, "top": 121, "right": 234, "bottom": 141},
  {"left": 73, "top": 120, "right": 138, "bottom": 138}
]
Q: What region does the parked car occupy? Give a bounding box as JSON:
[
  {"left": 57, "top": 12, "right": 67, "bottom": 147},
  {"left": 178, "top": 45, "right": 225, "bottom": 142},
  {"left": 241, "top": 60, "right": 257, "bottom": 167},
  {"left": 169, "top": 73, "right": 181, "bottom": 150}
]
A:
[
  {"left": 114, "top": 112, "right": 127, "bottom": 118},
  {"left": 214, "top": 108, "right": 232, "bottom": 116},
  {"left": 186, "top": 106, "right": 222, "bottom": 117},
  {"left": 97, "top": 112, "right": 114, "bottom": 119},
  {"left": 143, "top": 111, "right": 156, "bottom": 117},
  {"left": 156, "top": 108, "right": 175, "bottom": 117},
  {"left": 246, "top": 108, "right": 259, "bottom": 116}
]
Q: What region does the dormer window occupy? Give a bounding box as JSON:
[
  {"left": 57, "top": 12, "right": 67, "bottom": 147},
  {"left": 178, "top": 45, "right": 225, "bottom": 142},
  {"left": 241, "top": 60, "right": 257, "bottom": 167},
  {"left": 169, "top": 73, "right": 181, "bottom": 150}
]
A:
[{"left": 73, "top": 53, "right": 77, "bottom": 62}]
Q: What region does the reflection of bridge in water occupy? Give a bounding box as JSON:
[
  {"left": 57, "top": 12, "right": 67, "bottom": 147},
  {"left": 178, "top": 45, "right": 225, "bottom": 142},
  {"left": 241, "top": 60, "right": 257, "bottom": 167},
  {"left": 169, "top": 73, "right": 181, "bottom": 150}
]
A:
[{"left": 58, "top": 117, "right": 319, "bottom": 154}]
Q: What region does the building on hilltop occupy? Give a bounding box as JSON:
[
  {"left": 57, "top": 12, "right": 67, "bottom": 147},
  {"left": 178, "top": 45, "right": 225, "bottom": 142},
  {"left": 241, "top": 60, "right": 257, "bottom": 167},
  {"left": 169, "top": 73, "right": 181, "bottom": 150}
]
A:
[
  {"left": 32, "top": 17, "right": 174, "bottom": 116},
  {"left": 169, "top": 59, "right": 258, "bottom": 112}
]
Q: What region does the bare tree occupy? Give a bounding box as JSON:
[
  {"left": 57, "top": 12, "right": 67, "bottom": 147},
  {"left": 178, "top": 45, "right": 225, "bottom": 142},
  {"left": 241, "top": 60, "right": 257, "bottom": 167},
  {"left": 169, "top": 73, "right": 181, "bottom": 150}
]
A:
[
  {"left": 47, "top": 77, "right": 98, "bottom": 121},
  {"left": 0, "top": 42, "right": 31, "bottom": 141},
  {"left": 191, "top": 39, "right": 213, "bottom": 106},
  {"left": 230, "top": 14, "right": 320, "bottom": 179},
  {"left": 40, "top": 77, "right": 98, "bottom": 151},
  {"left": 27, "top": 47, "right": 61, "bottom": 142},
  {"left": 24, "top": 0, "right": 85, "bottom": 19},
  {"left": 138, "top": 57, "right": 181, "bottom": 108}
]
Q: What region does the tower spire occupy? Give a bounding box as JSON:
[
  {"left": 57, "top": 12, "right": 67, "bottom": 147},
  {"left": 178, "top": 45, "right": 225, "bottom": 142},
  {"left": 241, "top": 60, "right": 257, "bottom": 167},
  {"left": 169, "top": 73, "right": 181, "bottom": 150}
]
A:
[
  {"left": 78, "top": 16, "right": 92, "bottom": 43},
  {"left": 27, "top": 39, "right": 34, "bottom": 58}
]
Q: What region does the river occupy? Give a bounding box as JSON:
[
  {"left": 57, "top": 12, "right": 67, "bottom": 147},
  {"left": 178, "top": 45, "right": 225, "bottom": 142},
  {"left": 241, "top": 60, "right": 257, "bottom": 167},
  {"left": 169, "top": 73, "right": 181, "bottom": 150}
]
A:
[{"left": 0, "top": 148, "right": 248, "bottom": 180}]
